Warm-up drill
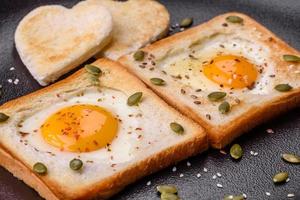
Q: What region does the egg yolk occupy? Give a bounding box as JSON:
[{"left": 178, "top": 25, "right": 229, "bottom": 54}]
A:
[
  {"left": 203, "top": 55, "right": 257, "bottom": 89},
  {"left": 40, "top": 104, "right": 118, "bottom": 152}
]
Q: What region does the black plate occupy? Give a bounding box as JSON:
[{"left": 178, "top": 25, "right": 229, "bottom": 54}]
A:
[{"left": 0, "top": 0, "right": 300, "bottom": 199}]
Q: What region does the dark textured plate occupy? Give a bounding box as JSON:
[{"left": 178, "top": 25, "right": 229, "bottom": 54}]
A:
[{"left": 0, "top": 0, "right": 300, "bottom": 199}]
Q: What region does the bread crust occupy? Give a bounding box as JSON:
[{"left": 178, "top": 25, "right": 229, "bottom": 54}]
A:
[
  {"left": 0, "top": 59, "right": 207, "bottom": 199},
  {"left": 119, "top": 12, "right": 300, "bottom": 149}
]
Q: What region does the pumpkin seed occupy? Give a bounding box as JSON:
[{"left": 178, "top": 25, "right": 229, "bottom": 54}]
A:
[
  {"left": 157, "top": 185, "right": 178, "bottom": 194},
  {"left": 208, "top": 92, "right": 226, "bottom": 101},
  {"left": 180, "top": 17, "right": 193, "bottom": 28},
  {"left": 85, "top": 65, "right": 102, "bottom": 76},
  {"left": 281, "top": 153, "right": 300, "bottom": 164},
  {"left": 33, "top": 162, "right": 47, "bottom": 175},
  {"left": 224, "top": 195, "right": 245, "bottom": 200},
  {"left": 283, "top": 54, "right": 300, "bottom": 62},
  {"left": 170, "top": 122, "right": 184, "bottom": 135},
  {"left": 230, "top": 144, "right": 243, "bottom": 160},
  {"left": 219, "top": 101, "right": 230, "bottom": 114},
  {"left": 0, "top": 113, "right": 9, "bottom": 122},
  {"left": 274, "top": 84, "right": 292, "bottom": 92},
  {"left": 161, "top": 192, "right": 179, "bottom": 200},
  {"left": 150, "top": 78, "right": 166, "bottom": 86},
  {"left": 273, "top": 172, "right": 289, "bottom": 183},
  {"left": 226, "top": 16, "right": 243, "bottom": 23},
  {"left": 69, "top": 159, "right": 83, "bottom": 171},
  {"left": 133, "top": 50, "right": 145, "bottom": 61},
  {"left": 127, "top": 92, "right": 143, "bottom": 106}
]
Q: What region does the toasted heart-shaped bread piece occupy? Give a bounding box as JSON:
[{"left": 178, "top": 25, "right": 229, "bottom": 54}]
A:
[
  {"left": 0, "top": 59, "right": 207, "bottom": 200},
  {"left": 87, "top": 0, "right": 170, "bottom": 60},
  {"left": 15, "top": 1, "right": 113, "bottom": 86},
  {"left": 119, "top": 12, "right": 300, "bottom": 148}
]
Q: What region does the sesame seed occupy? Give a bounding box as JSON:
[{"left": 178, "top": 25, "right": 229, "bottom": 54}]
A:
[
  {"left": 203, "top": 168, "right": 208, "bottom": 172},
  {"left": 217, "top": 173, "right": 221, "bottom": 177},
  {"left": 196, "top": 173, "right": 201, "bottom": 178},
  {"left": 212, "top": 175, "right": 217, "bottom": 179},
  {"left": 286, "top": 178, "right": 290, "bottom": 182},
  {"left": 179, "top": 173, "right": 184, "bottom": 177},
  {"left": 146, "top": 181, "right": 151, "bottom": 186},
  {"left": 266, "top": 192, "right": 271, "bottom": 196},
  {"left": 243, "top": 193, "right": 247, "bottom": 198},
  {"left": 13, "top": 79, "right": 19, "bottom": 85},
  {"left": 287, "top": 193, "right": 295, "bottom": 198},
  {"left": 216, "top": 183, "right": 223, "bottom": 188},
  {"left": 266, "top": 129, "right": 274, "bottom": 134},
  {"left": 220, "top": 150, "right": 227, "bottom": 155},
  {"left": 180, "top": 28, "right": 185, "bottom": 32},
  {"left": 7, "top": 79, "right": 12, "bottom": 83},
  {"left": 250, "top": 151, "right": 254, "bottom": 155},
  {"left": 187, "top": 161, "right": 191, "bottom": 167},
  {"left": 254, "top": 152, "right": 258, "bottom": 156},
  {"left": 172, "top": 166, "right": 177, "bottom": 172},
  {"left": 9, "top": 67, "right": 15, "bottom": 71}
]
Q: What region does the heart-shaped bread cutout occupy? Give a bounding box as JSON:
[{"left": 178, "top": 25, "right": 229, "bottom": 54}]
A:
[
  {"left": 86, "top": 0, "right": 170, "bottom": 60},
  {"left": 15, "top": 1, "right": 112, "bottom": 86}
]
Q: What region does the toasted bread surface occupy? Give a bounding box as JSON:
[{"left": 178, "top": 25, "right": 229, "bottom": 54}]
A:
[
  {"left": 15, "top": 1, "right": 113, "bottom": 86},
  {"left": 87, "top": 0, "right": 170, "bottom": 60},
  {"left": 119, "top": 12, "right": 300, "bottom": 148},
  {"left": 0, "top": 59, "right": 207, "bottom": 199}
]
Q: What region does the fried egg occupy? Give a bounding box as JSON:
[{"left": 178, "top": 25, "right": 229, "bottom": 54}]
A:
[
  {"left": 19, "top": 88, "right": 143, "bottom": 163},
  {"left": 162, "top": 34, "right": 275, "bottom": 95}
]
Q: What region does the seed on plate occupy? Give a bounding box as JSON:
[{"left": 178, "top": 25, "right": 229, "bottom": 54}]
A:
[
  {"left": 196, "top": 173, "right": 201, "bottom": 178},
  {"left": 265, "top": 192, "right": 271, "bottom": 196},
  {"left": 172, "top": 166, "right": 177, "bottom": 172},
  {"left": 69, "top": 159, "right": 83, "bottom": 171},
  {"left": 283, "top": 54, "right": 300, "bottom": 62},
  {"left": 0, "top": 113, "right": 9, "bottom": 123},
  {"left": 226, "top": 16, "right": 243, "bottom": 23},
  {"left": 170, "top": 122, "right": 184, "bottom": 135},
  {"left": 208, "top": 92, "right": 226, "bottom": 101},
  {"left": 133, "top": 50, "right": 145, "bottom": 61},
  {"left": 157, "top": 185, "right": 178, "bottom": 194},
  {"left": 203, "top": 167, "right": 208, "bottom": 172},
  {"left": 217, "top": 183, "right": 223, "bottom": 188},
  {"left": 281, "top": 153, "right": 300, "bottom": 164},
  {"left": 219, "top": 101, "right": 230, "bottom": 114},
  {"left": 150, "top": 78, "right": 166, "bottom": 86},
  {"left": 160, "top": 192, "right": 179, "bottom": 200},
  {"left": 230, "top": 144, "right": 243, "bottom": 160},
  {"left": 180, "top": 17, "right": 193, "bottom": 28},
  {"left": 127, "top": 92, "right": 143, "bottom": 106},
  {"left": 33, "top": 162, "right": 47, "bottom": 175},
  {"left": 274, "top": 84, "right": 292, "bottom": 92},
  {"left": 85, "top": 64, "right": 102, "bottom": 76},
  {"left": 273, "top": 172, "right": 288, "bottom": 183},
  {"left": 224, "top": 195, "right": 245, "bottom": 200},
  {"left": 287, "top": 193, "right": 295, "bottom": 198},
  {"left": 146, "top": 181, "right": 151, "bottom": 186}
]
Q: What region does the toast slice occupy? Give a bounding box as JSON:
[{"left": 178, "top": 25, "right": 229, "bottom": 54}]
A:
[
  {"left": 15, "top": 1, "right": 113, "bottom": 86},
  {"left": 119, "top": 12, "right": 300, "bottom": 148},
  {"left": 87, "top": 0, "right": 170, "bottom": 60},
  {"left": 0, "top": 59, "right": 207, "bottom": 200}
]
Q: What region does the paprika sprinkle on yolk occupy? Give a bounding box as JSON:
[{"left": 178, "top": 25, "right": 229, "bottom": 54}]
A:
[
  {"left": 40, "top": 104, "right": 118, "bottom": 152},
  {"left": 203, "top": 55, "right": 258, "bottom": 89}
]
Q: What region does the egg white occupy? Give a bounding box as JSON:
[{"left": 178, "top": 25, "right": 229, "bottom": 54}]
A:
[{"left": 161, "top": 34, "right": 276, "bottom": 96}]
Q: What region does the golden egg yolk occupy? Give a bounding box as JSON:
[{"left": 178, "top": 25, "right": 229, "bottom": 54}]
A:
[
  {"left": 41, "top": 104, "right": 118, "bottom": 152},
  {"left": 203, "top": 55, "right": 258, "bottom": 89}
]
